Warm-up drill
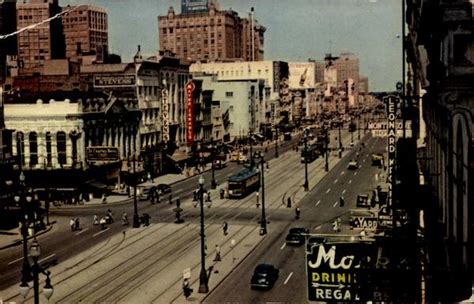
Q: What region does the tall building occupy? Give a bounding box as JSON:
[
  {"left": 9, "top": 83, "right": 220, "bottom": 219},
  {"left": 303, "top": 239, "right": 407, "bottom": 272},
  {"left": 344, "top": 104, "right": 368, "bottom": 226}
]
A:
[
  {"left": 332, "top": 52, "right": 360, "bottom": 96},
  {"left": 61, "top": 5, "right": 108, "bottom": 60},
  {"left": 16, "top": 0, "right": 65, "bottom": 69},
  {"left": 158, "top": 1, "right": 265, "bottom": 62},
  {"left": 0, "top": 0, "right": 17, "bottom": 83}
]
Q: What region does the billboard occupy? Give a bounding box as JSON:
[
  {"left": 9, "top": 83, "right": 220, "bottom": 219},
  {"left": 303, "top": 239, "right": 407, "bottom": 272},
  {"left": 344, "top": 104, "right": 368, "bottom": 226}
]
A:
[
  {"left": 181, "top": 0, "right": 208, "bottom": 14},
  {"left": 306, "top": 243, "right": 372, "bottom": 302},
  {"left": 186, "top": 81, "right": 195, "bottom": 146},
  {"left": 289, "top": 62, "right": 315, "bottom": 89}
]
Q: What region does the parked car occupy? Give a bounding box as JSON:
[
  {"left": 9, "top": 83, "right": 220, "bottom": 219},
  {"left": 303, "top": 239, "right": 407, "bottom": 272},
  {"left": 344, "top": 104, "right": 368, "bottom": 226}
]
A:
[
  {"left": 214, "top": 159, "right": 226, "bottom": 169},
  {"left": 285, "top": 227, "right": 308, "bottom": 246},
  {"left": 371, "top": 153, "right": 384, "bottom": 166},
  {"left": 251, "top": 263, "right": 279, "bottom": 290},
  {"left": 347, "top": 159, "right": 359, "bottom": 170}
]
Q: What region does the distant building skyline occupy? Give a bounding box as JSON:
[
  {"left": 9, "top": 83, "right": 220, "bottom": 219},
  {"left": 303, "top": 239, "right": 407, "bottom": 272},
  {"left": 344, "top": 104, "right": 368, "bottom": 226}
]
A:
[{"left": 46, "top": 0, "right": 400, "bottom": 91}]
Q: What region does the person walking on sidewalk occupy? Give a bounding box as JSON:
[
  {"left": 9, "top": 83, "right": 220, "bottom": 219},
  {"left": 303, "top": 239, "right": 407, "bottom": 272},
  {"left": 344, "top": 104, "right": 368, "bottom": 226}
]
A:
[
  {"left": 223, "top": 221, "right": 228, "bottom": 236},
  {"left": 214, "top": 244, "right": 221, "bottom": 262},
  {"left": 70, "top": 218, "right": 76, "bottom": 231},
  {"left": 93, "top": 214, "right": 99, "bottom": 225}
]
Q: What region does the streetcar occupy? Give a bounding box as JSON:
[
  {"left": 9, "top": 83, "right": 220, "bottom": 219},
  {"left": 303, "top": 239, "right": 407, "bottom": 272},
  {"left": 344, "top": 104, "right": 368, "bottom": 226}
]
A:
[
  {"left": 227, "top": 168, "right": 260, "bottom": 198},
  {"left": 300, "top": 143, "right": 321, "bottom": 163}
]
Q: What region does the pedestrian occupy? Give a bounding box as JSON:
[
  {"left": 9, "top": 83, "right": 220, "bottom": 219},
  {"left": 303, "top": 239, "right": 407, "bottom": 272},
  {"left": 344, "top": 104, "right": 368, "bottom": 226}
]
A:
[
  {"left": 256, "top": 191, "right": 260, "bottom": 208},
  {"left": 340, "top": 196, "right": 345, "bottom": 207},
  {"left": 206, "top": 190, "right": 212, "bottom": 202},
  {"left": 223, "top": 221, "right": 228, "bottom": 236},
  {"left": 75, "top": 217, "right": 80, "bottom": 230},
  {"left": 169, "top": 194, "right": 173, "bottom": 204},
  {"left": 99, "top": 217, "right": 107, "bottom": 230},
  {"left": 287, "top": 196, "right": 292, "bottom": 208},
  {"left": 122, "top": 212, "right": 129, "bottom": 225},
  {"left": 102, "top": 193, "right": 107, "bottom": 204},
  {"left": 93, "top": 214, "right": 99, "bottom": 225},
  {"left": 214, "top": 244, "right": 221, "bottom": 262},
  {"left": 220, "top": 188, "right": 225, "bottom": 199},
  {"left": 107, "top": 209, "right": 114, "bottom": 223},
  {"left": 70, "top": 217, "right": 75, "bottom": 231},
  {"left": 295, "top": 207, "right": 301, "bottom": 219}
]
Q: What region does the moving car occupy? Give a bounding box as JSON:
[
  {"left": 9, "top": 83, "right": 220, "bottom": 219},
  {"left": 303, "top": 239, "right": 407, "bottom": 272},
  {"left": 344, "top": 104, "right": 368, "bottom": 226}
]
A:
[
  {"left": 347, "top": 159, "right": 359, "bottom": 170},
  {"left": 371, "top": 153, "right": 384, "bottom": 166},
  {"left": 285, "top": 227, "right": 308, "bottom": 246},
  {"left": 250, "top": 263, "right": 279, "bottom": 290}
]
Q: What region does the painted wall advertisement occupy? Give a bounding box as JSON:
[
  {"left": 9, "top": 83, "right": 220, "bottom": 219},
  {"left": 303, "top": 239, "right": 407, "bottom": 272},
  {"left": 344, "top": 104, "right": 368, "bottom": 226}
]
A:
[
  {"left": 186, "top": 81, "right": 195, "bottom": 146},
  {"left": 162, "top": 87, "right": 170, "bottom": 142},
  {"left": 289, "top": 63, "right": 315, "bottom": 89}
]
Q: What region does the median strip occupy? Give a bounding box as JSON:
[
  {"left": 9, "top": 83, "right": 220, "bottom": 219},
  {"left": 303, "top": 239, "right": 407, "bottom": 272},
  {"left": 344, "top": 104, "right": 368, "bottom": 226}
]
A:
[
  {"left": 280, "top": 243, "right": 286, "bottom": 250},
  {"left": 284, "top": 272, "right": 293, "bottom": 285},
  {"left": 315, "top": 200, "right": 321, "bottom": 207},
  {"left": 326, "top": 188, "right": 331, "bottom": 194},
  {"left": 333, "top": 201, "right": 338, "bottom": 208},
  {"left": 74, "top": 227, "right": 89, "bottom": 236}
]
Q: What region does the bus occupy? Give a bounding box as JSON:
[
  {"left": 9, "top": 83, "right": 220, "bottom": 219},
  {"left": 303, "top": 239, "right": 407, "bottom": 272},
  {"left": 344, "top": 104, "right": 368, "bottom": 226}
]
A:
[
  {"left": 301, "top": 143, "right": 321, "bottom": 163},
  {"left": 227, "top": 168, "right": 260, "bottom": 198}
]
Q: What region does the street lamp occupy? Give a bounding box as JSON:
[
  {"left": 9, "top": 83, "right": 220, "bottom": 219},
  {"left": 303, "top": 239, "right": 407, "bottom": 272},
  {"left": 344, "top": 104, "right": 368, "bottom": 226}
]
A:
[
  {"left": 132, "top": 154, "right": 140, "bottom": 228},
  {"left": 198, "top": 175, "right": 211, "bottom": 293},
  {"left": 338, "top": 120, "right": 342, "bottom": 158},
  {"left": 303, "top": 130, "right": 309, "bottom": 191},
  {"left": 210, "top": 139, "right": 217, "bottom": 189},
  {"left": 19, "top": 238, "right": 54, "bottom": 304},
  {"left": 253, "top": 151, "right": 267, "bottom": 235},
  {"left": 274, "top": 127, "right": 279, "bottom": 158},
  {"left": 248, "top": 131, "right": 254, "bottom": 168},
  {"left": 324, "top": 126, "right": 329, "bottom": 172}
]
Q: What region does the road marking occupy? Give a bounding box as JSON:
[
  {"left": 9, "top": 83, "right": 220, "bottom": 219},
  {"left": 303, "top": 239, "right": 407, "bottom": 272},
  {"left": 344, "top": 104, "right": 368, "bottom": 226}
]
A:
[
  {"left": 334, "top": 179, "right": 338, "bottom": 184},
  {"left": 340, "top": 171, "right": 345, "bottom": 176},
  {"left": 174, "top": 189, "right": 183, "bottom": 195},
  {"left": 8, "top": 256, "right": 26, "bottom": 265},
  {"left": 93, "top": 228, "right": 110, "bottom": 237},
  {"left": 280, "top": 243, "right": 286, "bottom": 250},
  {"left": 354, "top": 171, "right": 358, "bottom": 176},
  {"left": 349, "top": 179, "right": 352, "bottom": 184},
  {"left": 326, "top": 188, "right": 331, "bottom": 194},
  {"left": 284, "top": 272, "right": 293, "bottom": 285},
  {"left": 342, "top": 189, "right": 346, "bottom": 194},
  {"left": 333, "top": 201, "right": 338, "bottom": 208},
  {"left": 38, "top": 253, "right": 56, "bottom": 264},
  {"left": 74, "top": 227, "right": 89, "bottom": 236},
  {"left": 315, "top": 200, "right": 321, "bottom": 207},
  {"left": 315, "top": 225, "right": 322, "bottom": 230}
]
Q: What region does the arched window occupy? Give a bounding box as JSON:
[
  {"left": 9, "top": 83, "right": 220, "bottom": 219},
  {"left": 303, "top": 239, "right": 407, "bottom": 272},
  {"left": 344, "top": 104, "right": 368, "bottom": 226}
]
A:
[
  {"left": 29, "top": 132, "right": 38, "bottom": 167},
  {"left": 46, "top": 132, "right": 52, "bottom": 167},
  {"left": 57, "top": 131, "right": 67, "bottom": 165},
  {"left": 16, "top": 132, "right": 25, "bottom": 168}
]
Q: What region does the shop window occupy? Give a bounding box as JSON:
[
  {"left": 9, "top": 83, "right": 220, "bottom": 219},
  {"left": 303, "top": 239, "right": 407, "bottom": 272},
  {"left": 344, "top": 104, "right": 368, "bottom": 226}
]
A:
[
  {"left": 29, "top": 132, "right": 38, "bottom": 166},
  {"left": 57, "top": 132, "right": 67, "bottom": 166}
]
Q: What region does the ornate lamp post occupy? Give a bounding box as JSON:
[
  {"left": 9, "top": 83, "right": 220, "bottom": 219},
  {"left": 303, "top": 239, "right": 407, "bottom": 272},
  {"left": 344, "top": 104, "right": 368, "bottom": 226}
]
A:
[
  {"left": 210, "top": 139, "right": 217, "bottom": 189},
  {"left": 132, "top": 154, "right": 140, "bottom": 228},
  {"left": 274, "top": 127, "right": 279, "bottom": 158},
  {"left": 198, "top": 175, "right": 212, "bottom": 293},
  {"left": 253, "top": 151, "right": 267, "bottom": 235},
  {"left": 303, "top": 130, "right": 309, "bottom": 191},
  {"left": 248, "top": 131, "right": 254, "bottom": 168},
  {"left": 19, "top": 238, "right": 54, "bottom": 304}
]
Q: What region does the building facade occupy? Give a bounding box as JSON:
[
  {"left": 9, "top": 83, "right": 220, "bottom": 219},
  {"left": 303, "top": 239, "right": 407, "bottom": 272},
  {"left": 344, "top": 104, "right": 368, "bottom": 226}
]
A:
[
  {"left": 158, "top": 1, "right": 265, "bottom": 62},
  {"left": 16, "top": 0, "right": 65, "bottom": 69},
  {"left": 61, "top": 4, "right": 108, "bottom": 60},
  {"left": 0, "top": 0, "right": 17, "bottom": 83},
  {"left": 406, "top": 0, "right": 474, "bottom": 301}
]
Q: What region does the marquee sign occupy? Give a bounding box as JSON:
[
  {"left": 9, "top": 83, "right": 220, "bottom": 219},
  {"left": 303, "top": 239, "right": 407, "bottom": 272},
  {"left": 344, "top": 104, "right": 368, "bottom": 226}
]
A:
[
  {"left": 186, "top": 81, "right": 195, "bottom": 146},
  {"left": 162, "top": 87, "right": 170, "bottom": 142}
]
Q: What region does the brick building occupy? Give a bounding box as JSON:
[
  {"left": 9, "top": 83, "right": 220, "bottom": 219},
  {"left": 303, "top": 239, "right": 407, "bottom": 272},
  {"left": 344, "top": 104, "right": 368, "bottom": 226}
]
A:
[{"left": 158, "top": 1, "right": 265, "bottom": 62}]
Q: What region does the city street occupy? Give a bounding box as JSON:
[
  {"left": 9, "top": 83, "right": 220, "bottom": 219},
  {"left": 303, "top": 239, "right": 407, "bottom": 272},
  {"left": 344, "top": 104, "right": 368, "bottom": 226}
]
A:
[{"left": 0, "top": 128, "right": 375, "bottom": 303}]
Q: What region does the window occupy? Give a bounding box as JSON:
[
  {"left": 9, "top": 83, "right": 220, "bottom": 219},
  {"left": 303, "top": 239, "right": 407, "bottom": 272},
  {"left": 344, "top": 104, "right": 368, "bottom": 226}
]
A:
[
  {"left": 16, "top": 132, "right": 25, "bottom": 168},
  {"left": 29, "top": 132, "right": 38, "bottom": 166},
  {"left": 226, "top": 92, "right": 233, "bottom": 97},
  {"left": 46, "top": 132, "right": 52, "bottom": 167},
  {"left": 57, "top": 132, "right": 67, "bottom": 166}
]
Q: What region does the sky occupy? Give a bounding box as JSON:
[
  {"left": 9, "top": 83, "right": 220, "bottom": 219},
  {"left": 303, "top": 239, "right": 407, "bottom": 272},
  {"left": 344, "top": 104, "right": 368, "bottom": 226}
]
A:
[{"left": 61, "top": 0, "right": 403, "bottom": 92}]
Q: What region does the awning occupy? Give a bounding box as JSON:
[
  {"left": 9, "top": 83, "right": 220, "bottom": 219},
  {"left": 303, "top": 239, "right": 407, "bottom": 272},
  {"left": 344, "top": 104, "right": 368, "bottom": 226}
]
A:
[{"left": 167, "top": 151, "right": 191, "bottom": 163}]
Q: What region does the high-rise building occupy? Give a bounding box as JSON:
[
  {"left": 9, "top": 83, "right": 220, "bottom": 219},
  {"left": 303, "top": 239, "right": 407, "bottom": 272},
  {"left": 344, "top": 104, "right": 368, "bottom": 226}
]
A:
[
  {"left": 0, "top": 0, "right": 17, "bottom": 83},
  {"left": 61, "top": 5, "right": 108, "bottom": 60},
  {"left": 332, "top": 52, "right": 360, "bottom": 96},
  {"left": 16, "top": 0, "right": 65, "bottom": 69},
  {"left": 158, "top": 1, "right": 265, "bottom": 62}
]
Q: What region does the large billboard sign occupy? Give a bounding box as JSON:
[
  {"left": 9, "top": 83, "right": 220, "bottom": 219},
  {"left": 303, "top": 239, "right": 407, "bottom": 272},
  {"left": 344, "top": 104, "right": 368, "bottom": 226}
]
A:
[
  {"left": 181, "top": 0, "right": 208, "bottom": 14},
  {"left": 162, "top": 87, "right": 170, "bottom": 142},
  {"left": 306, "top": 243, "right": 371, "bottom": 302},
  {"left": 289, "top": 62, "right": 315, "bottom": 89},
  {"left": 186, "top": 81, "right": 195, "bottom": 146}
]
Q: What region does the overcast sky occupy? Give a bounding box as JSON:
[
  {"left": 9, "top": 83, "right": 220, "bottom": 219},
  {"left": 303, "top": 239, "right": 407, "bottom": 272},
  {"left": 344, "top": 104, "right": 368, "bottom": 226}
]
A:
[{"left": 61, "top": 0, "right": 403, "bottom": 91}]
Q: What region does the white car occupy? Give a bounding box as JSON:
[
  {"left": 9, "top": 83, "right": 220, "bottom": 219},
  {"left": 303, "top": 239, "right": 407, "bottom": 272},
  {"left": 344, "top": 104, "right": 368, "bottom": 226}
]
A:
[{"left": 347, "top": 160, "right": 359, "bottom": 170}]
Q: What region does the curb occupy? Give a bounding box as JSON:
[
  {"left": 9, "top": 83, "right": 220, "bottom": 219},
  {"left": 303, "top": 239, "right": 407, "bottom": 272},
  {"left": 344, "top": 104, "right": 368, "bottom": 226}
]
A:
[{"left": 0, "top": 222, "right": 55, "bottom": 251}]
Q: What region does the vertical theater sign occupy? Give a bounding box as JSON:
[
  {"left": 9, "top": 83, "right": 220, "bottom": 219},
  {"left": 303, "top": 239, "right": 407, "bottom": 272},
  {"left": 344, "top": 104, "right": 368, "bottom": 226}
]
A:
[
  {"left": 162, "top": 82, "right": 170, "bottom": 142},
  {"left": 186, "top": 81, "right": 195, "bottom": 146}
]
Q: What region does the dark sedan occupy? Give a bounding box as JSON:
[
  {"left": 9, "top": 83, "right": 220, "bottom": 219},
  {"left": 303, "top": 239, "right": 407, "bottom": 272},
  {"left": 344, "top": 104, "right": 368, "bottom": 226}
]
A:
[
  {"left": 285, "top": 227, "right": 308, "bottom": 246},
  {"left": 156, "top": 184, "right": 171, "bottom": 195},
  {"left": 250, "top": 263, "right": 279, "bottom": 290}
]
